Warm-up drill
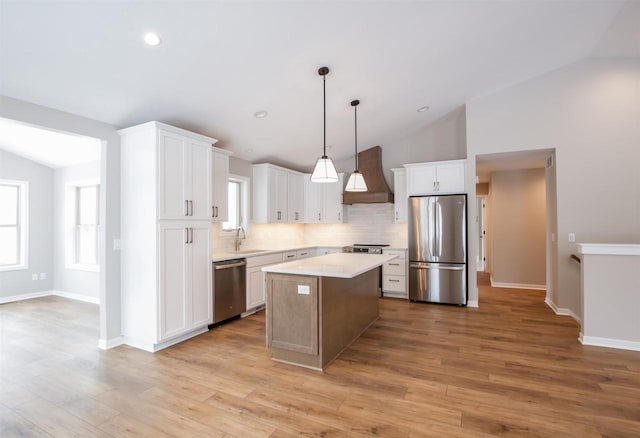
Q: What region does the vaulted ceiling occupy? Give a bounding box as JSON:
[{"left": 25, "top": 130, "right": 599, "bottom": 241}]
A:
[{"left": 0, "top": 1, "right": 632, "bottom": 171}]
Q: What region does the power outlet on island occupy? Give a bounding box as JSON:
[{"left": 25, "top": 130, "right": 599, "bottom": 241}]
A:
[
  {"left": 297, "top": 285, "right": 310, "bottom": 295},
  {"left": 32, "top": 274, "right": 38, "bottom": 281}
]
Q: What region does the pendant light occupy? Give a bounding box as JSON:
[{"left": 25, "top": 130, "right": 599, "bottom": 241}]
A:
[
  {"left": 345, "top": 99, "right": 368, "bottom": 192},
  {"left": 311, "top": 66, "right": 339, "bottom": 183}
]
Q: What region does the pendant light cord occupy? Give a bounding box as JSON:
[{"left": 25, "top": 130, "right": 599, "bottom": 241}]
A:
[
  {"left": 354, "top": 104, "right": 358, "bottom": 170},
  {"left": 323, "top": 74, "right": 327, "bottom": 158}
]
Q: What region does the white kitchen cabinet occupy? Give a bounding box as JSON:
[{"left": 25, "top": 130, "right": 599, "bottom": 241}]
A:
[
  {"left": 315, "top": 247, "right": 343, "bottom": 256},
  {"left": 382, "top": 249, "right": 408, "bottom": 299},
  {"left": 211, "top": 150, "right": 231, "bottom": 222},
  {"left": 159, "top": 221, "right": 212, "bottom": 340},
  {"left": 245, "top": 252, "right": 284, "bottom": 311},
  {"left": 392, "top": 168, "right": 407, "bottom": 223},
  {"left": 303, "top": 173, "right": 345, "bottom": 223},
  {"left": 253, "top": 164, "right": 303, "bottom": 223},
  {"left": 287, "top": 172, "right": 304, "bottom": 223},
  {"left": 119, "top": 121, "right": 221, "bottom": 352},
  {"left": 158, "top": 129, "right": 211, "bottom": 221},
  {"left": 405, "top": 160, "right": 465, "bottom": 196}
]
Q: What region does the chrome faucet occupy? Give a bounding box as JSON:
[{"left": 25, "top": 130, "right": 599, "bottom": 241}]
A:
[{"left": 235, "top": 226, "right": 246, "bottom": 252}]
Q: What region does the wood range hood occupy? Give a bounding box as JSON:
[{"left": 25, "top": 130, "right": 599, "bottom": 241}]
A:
[{"left": 343, "top": 146, "right": 394, "bottom": 204}]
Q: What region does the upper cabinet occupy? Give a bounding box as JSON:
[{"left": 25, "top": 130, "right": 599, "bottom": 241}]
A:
[
  {"left": 391, "top": 168, "right": 407, "bottom": 223},
  {"left": 287, "top": 172, "right": 304, "bottom": 223},
  {"left": 303, "top": 173, "right": 345, "bottom": 224},
  {"left": 253, "top": 164, "right": 304, "bottom": 223},
  {"left": 405, "top": 160, "right": 466, "bottom": 196},
  {"left": 158, "top": 129, "right": 211, "bottom": 220},
  {"left": 211, "top": 149, "right": 232, "bottom": 222}
]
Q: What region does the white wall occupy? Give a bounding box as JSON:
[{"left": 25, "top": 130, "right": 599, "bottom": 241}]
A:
[
  {"left": 466, "top": 57, "right": 640, "bottom": 318},
  {"left": 53, "top": 161, "right": 101, "bottom": 300},
  {"left": 489, "top": 168, "right": 546, "bottom": 288},
  {"left": 0, "top": 95, "right": 121, "bottom": 347},
  {"left": 0, "top": 149, "right": 54, "bottom": 299}
]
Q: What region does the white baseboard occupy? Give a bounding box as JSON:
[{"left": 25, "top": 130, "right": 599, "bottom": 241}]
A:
[
  {"left": 544, "top": 297, "right": 582, "bottom": 325},
  {"left": 579, "top": 334, "right": 640, "bottom": 352},
  {"left": 51, "top": 290, "right": 99, "bottom": 305},
  {"left": 490, "top": 276, "right": 546, "bottom": 291},
  {"left": 0, "top": 290, "right": 99, "bottom": 305},
  {"left": 467, "top": 300, "right": 478, "bottom": 308},
  {"left": 0, "top": 290, "right": 51, "bottom": 304},
  {"left": 124, "top": 326, "right": 209, "bottom": 353},
  {"left": 98, "top": 336, "right": 124, "bottom": 350}
]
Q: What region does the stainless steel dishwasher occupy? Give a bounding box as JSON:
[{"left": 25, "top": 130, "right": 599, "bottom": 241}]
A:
[{"left": 212, "top": 258, "right": 246, "bottom": 325}]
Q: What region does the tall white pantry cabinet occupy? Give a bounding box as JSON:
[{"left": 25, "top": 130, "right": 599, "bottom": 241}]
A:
[{"left": 119, "top": 121, "right": 231, "bottom": 352}]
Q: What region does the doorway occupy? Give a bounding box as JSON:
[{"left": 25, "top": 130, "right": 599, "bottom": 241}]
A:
[
  {"left": 0, "top": 117, "right": 103, "bottom": 344},
  {"left": 476, "top": 196, "right": 486, "bottom": 272}
]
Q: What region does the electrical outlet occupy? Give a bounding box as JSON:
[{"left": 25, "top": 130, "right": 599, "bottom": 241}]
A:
[
  {"left": 32, "top": 274, "right": 38, "bottom": 281},
  {"left": 40, "top": 273, "right": 46, "bottom": 280},
  {"left": 297, "top": 285, "right": 310, "bottom": 295},
  {"left": 568, "top": 233, "right": 576, "bottom": 243}
]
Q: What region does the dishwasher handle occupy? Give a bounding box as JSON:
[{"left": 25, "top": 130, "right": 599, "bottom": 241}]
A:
[{"left": 214, "top": 260, "right": 247, "bottom": 270}]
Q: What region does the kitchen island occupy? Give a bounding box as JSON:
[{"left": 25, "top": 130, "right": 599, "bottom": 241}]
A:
[{"left": 262, "top": 252, "right": 397, "bottom": 370}]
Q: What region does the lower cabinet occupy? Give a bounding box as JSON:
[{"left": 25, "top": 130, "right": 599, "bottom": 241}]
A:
[
  {"left": 158, "top": 221, "right": 212, "bottom": 342},
  {"left": 382, "top": 249, "right": 408, "bottom": 299},
  {"left": 245, "top": 252, "right": 285, "bottom": 312}
]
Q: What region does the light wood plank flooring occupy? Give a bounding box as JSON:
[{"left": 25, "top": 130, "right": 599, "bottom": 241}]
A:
[{"left": 1, "top": 281, "right": 639, "bottom": 437}]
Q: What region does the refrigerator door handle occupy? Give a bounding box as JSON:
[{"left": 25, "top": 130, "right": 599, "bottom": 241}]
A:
[
  {"left": 430, "top": 198, "right": 437, "bottom": 259},
  {"left": 436, "top": 201, "right": 443, "bottom": 257}
]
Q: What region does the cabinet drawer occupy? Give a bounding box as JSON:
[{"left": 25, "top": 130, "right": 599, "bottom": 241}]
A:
[
  {"left": 283, "top": 251, "right": 297, "bottom": 261},
  {"left": 383, "top": 249, "right": 406, "bottom": 259},
  {"left": 383, "top": 275, "right": 406, "bottom": 292},
  {"left": 247, "top": 253, "right": 284, "bottom": 268},
  {"left": 296, "top": 249, "right": 311, "bottom": 258},
  {"left": 383, "top": 260, "right": 405, "bottom": 276}
]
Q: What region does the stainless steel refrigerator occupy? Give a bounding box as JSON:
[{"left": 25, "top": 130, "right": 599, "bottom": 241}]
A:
[{"left": 408, "top": 194, "right": 467, "bottom": 305}]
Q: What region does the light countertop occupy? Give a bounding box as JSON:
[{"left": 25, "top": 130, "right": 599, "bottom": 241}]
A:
[
  {"left": 211, "top": 246, "right": 336, "bottom": 262},
  {"left": 261, "top": 253, "right": 397, "bottom": 278}
]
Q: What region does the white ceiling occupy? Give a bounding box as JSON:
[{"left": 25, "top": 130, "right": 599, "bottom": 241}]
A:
[
  {"left": 0, "top": 1, "right": 631, "bottom": 171},
  {"left": 0, "top": 118, "right": 101, "bottom": 168}
]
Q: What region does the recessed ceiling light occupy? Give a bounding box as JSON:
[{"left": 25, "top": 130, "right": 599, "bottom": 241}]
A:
[
  {"left": 143, "top": 32, "right": 161, "bottom": 46},
  {"left": 254, "top": 110, "right": 268, "bottom": 119},
  {"left": 417, "top": 106, "right": 430, "bottom": 113},
  {"left": 244, "top": 148, "right": 254, "bottom": 153}
]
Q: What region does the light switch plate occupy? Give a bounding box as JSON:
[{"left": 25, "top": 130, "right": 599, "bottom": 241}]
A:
[
  {"left": 40, "top": 273, "right": 46, "bottom": 280},
  {"left": 568, "top": 233, "right": 576, "bottom": 243},
  {"left": 297, "top": 285, "right": 310, "bottom": 295}
]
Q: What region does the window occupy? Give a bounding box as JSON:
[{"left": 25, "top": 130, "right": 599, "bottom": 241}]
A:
[
  {"left": 222, "top": 175, "right": 249, "bottom": 231},
  {"left": 66, "top": 182, "right": 100, "bottom": 271},
  {"left": 0, "top": 179, "right": 28, "bottom": 271}
]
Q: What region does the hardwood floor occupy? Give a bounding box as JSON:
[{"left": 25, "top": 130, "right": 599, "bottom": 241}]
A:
[{"left": 1, "top": 283, "right": 639, "bottom": 437}]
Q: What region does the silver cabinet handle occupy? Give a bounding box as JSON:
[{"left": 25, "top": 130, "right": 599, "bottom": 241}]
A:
[
  {"left": 277, "top": 211, "right": 281, "bottom": 220},
  {"left": 190, "top": 228, "right": 194, "bottom": 243},
  {"left": 338, "top": 212, "right": 341, "bottom": 221},
  {"left": 212, "top": 206, "right": 215, "bottom": 218},
  {"left": 189, "top": 200, "right": 193, "bottom": 216},
  {"left": 395, "top": 211, "right": 398, "bottom": 220},
  {"left": 318, "top": 213, "right": 321, "bottom": 221},
  {"left": 184, "top": 228, "right": 189, "bottom": 244},
  {"left": 295, "top": 212, "right": 299, "bottom": 221},
  {"left": 389, "top": 263, "right": 400, "bottom": 266},
  {"left": 215, "top": 206, "right": 219, "bottom": 217},
  {"left": 389, "top": 279, "right": 400, "bottom": 283},
  {"left": 185, "top": 200, "right": 189, "bottom": 216},
  {"left": 432, "top": 181, "right": 436, "bottom": 191}
]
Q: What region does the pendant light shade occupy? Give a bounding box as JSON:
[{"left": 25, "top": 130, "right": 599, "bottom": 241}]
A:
[
  {"left": 311, "top": 66, "right": 339, "bottom": 183},
  {"left": 345, "top": 99, "right": 368, "bottom": 192}
]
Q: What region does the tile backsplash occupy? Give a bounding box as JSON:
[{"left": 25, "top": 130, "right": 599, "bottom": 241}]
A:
[{"left": 212, "top": 203, "right": 408, "bottom": 252}]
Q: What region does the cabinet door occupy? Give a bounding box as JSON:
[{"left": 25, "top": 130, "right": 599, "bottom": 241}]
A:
[
  {"left": 158, "top": 131, "right": 188, "bottom": 219},
  {"left": 188, "top": 223, "right": 212, "bottom": 328},
  {"left": 393, "top": 169, "right": 408, "bottom": 223},
  {"left": 188, "top": 140, "right": 212, "bottom": 220},
  {"left": 268, "top": 168, "right": 288, "bottom": 222},
  {"left": 322, "top": 174, "right": 344, "bottom": 223},
  {"left": 436, "top": 162, "right": 465, "bottom": 193},
  {"left": 287, "top": 172, "right": 304, "bottom": 223},
  {"left": 246, "top": 266, "right": 266, "bottom": 310},
  {"left": 158, "top": 223, "right": 188, "bottom": 340},
  {"left": 304, "top": 175, "right": 323, "bottom": 223},
  {"left": 211, "top": 151, "right": 229, "bottom": 222},
  {"left": 407, "top": 163, "right": 437, "bottom": 196}
]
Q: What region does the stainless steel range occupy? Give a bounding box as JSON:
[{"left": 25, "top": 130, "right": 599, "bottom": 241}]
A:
[
  {"left": 342, "top": 244, "right": 390, "bottom": 296},
  {"left": 342, "top": 243, "right": 390, "bottom": 254}
]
